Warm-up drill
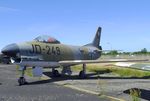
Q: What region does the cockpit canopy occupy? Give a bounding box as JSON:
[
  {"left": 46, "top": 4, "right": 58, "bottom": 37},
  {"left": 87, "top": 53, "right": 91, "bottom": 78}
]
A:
[{"left": 34, "top": 35, "right": 60, "bottom": 44}]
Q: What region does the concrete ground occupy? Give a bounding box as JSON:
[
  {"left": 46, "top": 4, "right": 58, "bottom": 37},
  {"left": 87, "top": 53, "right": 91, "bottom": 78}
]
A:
[
  {"left": 0, "top": 64, "right": 150, "bottom": 101},
  {"left": 53, "top": 76, "right": 150, "bottom": 101},
  {"left": 0, "top": 64, "right": 108, "bottom": 101}
]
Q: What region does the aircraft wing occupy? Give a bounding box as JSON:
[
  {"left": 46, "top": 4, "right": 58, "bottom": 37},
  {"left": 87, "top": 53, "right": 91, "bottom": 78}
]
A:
[{"left": 59, "top": 59, "right": 148, "bottom": 65}]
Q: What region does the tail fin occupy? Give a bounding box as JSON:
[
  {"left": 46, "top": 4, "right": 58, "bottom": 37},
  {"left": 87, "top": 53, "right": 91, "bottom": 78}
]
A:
[{"left": 92, "top": 27, "right": 101, "bottom": 47}]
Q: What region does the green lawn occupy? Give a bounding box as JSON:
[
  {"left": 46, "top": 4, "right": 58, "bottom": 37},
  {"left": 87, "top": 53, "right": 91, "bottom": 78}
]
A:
[
  {"left": 72, "top": 64, "right": 150, "bottom": 77},
  {"left": 15, "top": 63, "right": 150, "bottom": 78}
]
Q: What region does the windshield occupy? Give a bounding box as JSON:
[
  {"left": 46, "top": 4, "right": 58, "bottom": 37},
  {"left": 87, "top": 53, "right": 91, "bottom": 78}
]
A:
[{"left": 34, "top": 35, "right": 60, "bottom": 44}]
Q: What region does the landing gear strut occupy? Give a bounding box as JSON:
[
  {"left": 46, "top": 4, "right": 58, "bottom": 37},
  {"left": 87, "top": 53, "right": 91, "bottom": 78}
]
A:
[
  {"left": 18, "top": 66, "right": 27, "bottom": 86},
  {"left": 79, "top": 64, "right": 86, "bottom": 78}
]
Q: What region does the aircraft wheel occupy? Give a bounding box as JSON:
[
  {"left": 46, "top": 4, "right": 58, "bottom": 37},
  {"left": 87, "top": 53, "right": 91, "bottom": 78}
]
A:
[
  {"left": 18, "top": 77, "right": 26, "bottom": 86},
  {"left": 79, "top": 71, "right": 86, "bottom": 79},
  {"left": 53, "top": 70, "right": 60, "bottom": 77}
]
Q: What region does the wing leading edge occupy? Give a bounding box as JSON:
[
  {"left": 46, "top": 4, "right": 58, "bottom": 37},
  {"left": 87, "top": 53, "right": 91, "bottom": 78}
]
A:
[{"left": 59, "top": 59, "right": 149, "bottom": 65}]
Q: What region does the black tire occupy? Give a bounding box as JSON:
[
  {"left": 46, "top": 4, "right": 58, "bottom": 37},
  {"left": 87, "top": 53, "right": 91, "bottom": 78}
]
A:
[
  {"left": 53, "top": 70, "right": 60, "bottom": 77},
  {"left": 79, "top": 71, "right": 86, "bottom": 79},
  {"left": 18, "top": 77, "right": 26, "bottom": 86}
]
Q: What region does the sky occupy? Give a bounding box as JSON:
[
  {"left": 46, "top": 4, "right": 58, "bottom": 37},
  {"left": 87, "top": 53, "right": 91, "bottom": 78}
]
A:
[{"left": 0, "top": 0, "right": 150, "bottom": 52}]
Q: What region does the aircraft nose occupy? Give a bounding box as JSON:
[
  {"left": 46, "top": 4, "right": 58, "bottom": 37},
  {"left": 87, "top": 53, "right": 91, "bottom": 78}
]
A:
[{"left": 1, "top": 43, "right": 19, "bottom": 57}]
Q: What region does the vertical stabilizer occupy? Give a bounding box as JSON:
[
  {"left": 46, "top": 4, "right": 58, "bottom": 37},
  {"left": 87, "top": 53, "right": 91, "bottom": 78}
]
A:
[{"left": 92, "top": 27, "right": 101, "bottom": 47}]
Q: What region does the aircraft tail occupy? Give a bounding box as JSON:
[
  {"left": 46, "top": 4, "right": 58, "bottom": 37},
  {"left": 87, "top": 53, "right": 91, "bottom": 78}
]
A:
[{"left": 92, "top": 27, "right": 101, "bottom": 48}]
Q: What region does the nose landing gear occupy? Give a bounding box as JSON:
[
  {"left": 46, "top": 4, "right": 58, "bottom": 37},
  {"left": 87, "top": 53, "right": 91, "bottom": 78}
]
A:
[
  {"left": 18, "top": 77, "right": 27, "bottom": 86},
  {"left": 18, "top": 66, "right": 28, "bottom": 86}
]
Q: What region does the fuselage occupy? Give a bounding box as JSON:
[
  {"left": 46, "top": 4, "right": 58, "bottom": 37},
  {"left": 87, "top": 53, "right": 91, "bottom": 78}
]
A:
[
  {"left": 1, "top": 27, "right": 102, "bottom": 67},
  {"left": 18, "top": 41, "right": 101, "bottom": 61},
  {"left": 1, "top": 41, "right": 101, "bottom": 67}
]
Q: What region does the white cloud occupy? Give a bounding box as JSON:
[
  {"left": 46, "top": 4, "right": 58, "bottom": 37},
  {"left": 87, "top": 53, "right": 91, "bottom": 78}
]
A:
[{"left": 0, "top": 6, "right": 19, "bottom": 12}]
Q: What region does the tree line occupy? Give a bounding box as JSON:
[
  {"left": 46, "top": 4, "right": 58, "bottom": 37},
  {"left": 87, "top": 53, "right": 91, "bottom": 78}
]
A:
[{"left": 103, "top": 48, "right": 150, "bottom": 55}]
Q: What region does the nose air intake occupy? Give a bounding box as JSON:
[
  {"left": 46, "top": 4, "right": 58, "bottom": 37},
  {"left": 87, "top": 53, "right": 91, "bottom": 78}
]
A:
[{"left": 1, "top": 43, "right": 19, "bottom": 57}]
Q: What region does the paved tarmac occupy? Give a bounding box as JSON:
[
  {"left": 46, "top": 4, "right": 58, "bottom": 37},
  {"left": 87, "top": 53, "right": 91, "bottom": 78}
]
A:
[
  {"left": 0, "top": 64, "right": 108, "bottom": 101},
  {"left": 0, "top": 64, "right": 150, "bottom": 101}
]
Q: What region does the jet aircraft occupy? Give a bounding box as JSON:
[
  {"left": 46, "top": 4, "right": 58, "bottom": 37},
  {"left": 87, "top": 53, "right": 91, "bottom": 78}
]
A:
[{"left": 1, "top": 27, "right": 148, "bottom": 85}]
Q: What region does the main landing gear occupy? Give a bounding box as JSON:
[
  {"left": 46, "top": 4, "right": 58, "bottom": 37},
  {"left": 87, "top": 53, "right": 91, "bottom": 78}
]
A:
[
  {"left": 52, "top": 68, "right": 61, "bottom": 77},
  {"left": 52, "top": 64, "right": 86, "bottom": 78},
  {"left": 79, "top": 64, "right": 86, "bottom": 78},
  {"left": 61, "top": 66, "right": 72, "bottom": 76},
  {"left": 18, "top": 66, "right": 28, "bottom": 86}
]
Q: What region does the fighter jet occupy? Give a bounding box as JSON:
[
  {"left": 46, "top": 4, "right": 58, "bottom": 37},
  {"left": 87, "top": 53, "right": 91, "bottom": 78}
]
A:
[{"left": 1, "top": 27, "right": 148, "bottom": 85}]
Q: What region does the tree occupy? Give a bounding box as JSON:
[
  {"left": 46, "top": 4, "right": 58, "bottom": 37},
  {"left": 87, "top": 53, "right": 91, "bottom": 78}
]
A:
[
  {"left": 105, "top": 50, "right": 118, "bottom": 55},
  {"left": 141, "top": 48, "right": 147, "bottom": 54}
]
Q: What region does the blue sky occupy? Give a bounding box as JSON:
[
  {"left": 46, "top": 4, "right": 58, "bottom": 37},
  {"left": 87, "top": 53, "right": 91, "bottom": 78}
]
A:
[{"left": 0, "top": 0, "right": 150, "bottom": 52}]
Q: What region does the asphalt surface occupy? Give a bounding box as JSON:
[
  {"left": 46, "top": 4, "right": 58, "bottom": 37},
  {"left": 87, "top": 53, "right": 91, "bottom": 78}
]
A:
[
  {"left": 0, "top": 64, "right": 108, "bottom": 101},
  {"left": 0, "top": 64, "right": 150, "bottom": 101},
  {"left": 55, "top": 77, "right": 150, "bottom": 101}
]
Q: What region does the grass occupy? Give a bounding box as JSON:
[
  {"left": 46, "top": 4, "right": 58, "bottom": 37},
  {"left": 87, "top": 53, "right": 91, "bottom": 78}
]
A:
[
  {"left": 15, "top": 63, "right": 150, "bottom": 78},
  {"left": 72, "top": 64, "right": 150, "bottom": 77},
  {"left": 97, "top": 78, "right": 107, "bottom": 95},
  {"left": 129, "top": 88, "right": 141, "bottom": 101},
  {"left": 16, "top": 65, "right": 33, "bottom": 77}
]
